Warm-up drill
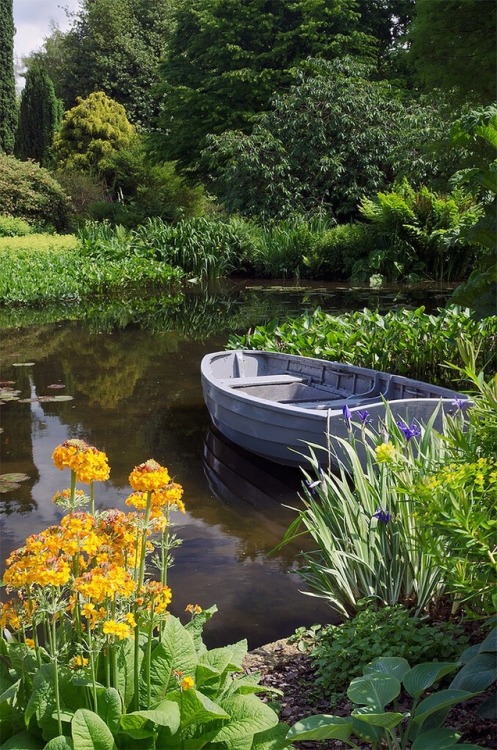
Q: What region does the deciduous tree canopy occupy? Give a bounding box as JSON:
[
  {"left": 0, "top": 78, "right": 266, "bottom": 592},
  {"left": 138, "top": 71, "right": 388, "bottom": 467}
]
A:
[{"left": 409, "top": 0, "right": 497, "bottom": 105}]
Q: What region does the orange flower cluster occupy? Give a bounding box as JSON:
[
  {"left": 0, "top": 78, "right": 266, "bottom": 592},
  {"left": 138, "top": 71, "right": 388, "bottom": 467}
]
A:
[
  {"left": 126, "top": 482, "right": 185, "bottom": 516},
  {"left": 52, "top": 439, "right": 110, "bottom": 484},
  {"left": 136, "top": 580, "right": 173, "bottom": 616},
  {"left": 1, "top": 448, "right": 183, "bottom": 646},
  {"left": 129, "top": 459, "right": 171, "bottom": 492}
]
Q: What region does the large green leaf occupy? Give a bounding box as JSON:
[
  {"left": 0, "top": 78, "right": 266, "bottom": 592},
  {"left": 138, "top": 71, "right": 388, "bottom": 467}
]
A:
[
  {"left": 364, "top": 657, "right": 410, "bottom": 683},
  {"left": 166, "top": 687, "right": 229, "bottom": 729},
  {"left": 347, "top": 672, "right": 400, "bottom": 709},
  {"left": 350, "top": 708, "right": 403, "bottom": 730},
  {"left": 450, "top": 653, "right": 497, "bottom": 692},
  {"left": 413, "top": 689, "right": 478, "bottom": 729},
  {"left": 143, "top": 616, "right": 197, "bottom": 705},
  {"left": 404, "top": 663, "right": 460, "bottom": 698},
  {"left": 210, "top": 694, "right": 279, "bottom": 746},
  {"left": 286, "top": 714, "right": 353, "bottom": 742},
  {"left": 95, "top": 688, "right": 121, "bottom": 735},
  {"left": 71, "top": 709, "right": 117, "bottom": 750},
  {"left": 24, "top": 664, "right": 59, "bottom": 739},
  {"left": 411, "top": 727, "right": 462, "bottom": 749},
  {"left": 121, "top": 700, "right": 180, "bottom": 733},
  {"left": 113, "top": 637, "right": 135, "bottom": 709},
  {"left": 0, "top": 731, "right": 44, "bottom": 749},
  {"left": 251, "top": 723, "right": 292, "bottom": 750},
  {"left": 44, "top": 737, "right": 74, "bottom": 749}
]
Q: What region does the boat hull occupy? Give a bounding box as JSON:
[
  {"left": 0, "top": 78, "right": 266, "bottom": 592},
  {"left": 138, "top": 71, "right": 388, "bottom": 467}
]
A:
[{"left": 201, "top": 350, "right": 468, "bottom": 469}]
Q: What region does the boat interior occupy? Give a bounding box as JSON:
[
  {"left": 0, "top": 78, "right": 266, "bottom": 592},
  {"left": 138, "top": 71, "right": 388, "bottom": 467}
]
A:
[{"left": 214, "top": 351, "right": 459, "bottom": 410}]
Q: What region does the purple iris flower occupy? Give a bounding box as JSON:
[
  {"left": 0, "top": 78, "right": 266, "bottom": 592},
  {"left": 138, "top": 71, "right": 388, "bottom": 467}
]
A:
[
  {"left": 306, "top": 466, "right": 325, "bottom": 494},
  {"left": 451, "top": 398, "right": 467, "bottom": 413},
  {"left": 342, "top": 403, "right": 352, "bottom": 428},
  {"left": 373, "top": 508, "right": 392, "bottom": 524},
  {"left": 397, "top": 420, "right": 421, "bottom": 441},
  {"left": 357, "top": 410, "right": 371, "bottom": 424}
]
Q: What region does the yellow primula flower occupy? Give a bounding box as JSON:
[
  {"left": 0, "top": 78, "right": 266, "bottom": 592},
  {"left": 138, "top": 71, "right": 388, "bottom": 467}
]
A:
[
  {"left": 185, "top": 604, "right": 203, "bottom": 615},
  {"left": 24, "top": 638, "right": 35, "bottom": 649},
  {"left": 102, "top": 619, "right": 132, "bottom": 640},
  {"left": 52, "top": 439, "right": 110, "bottom": 484},
  {"left": 129, "top": 460, "right": 170, "bottom": 492},
  {"left": 181, "top": 676, "right": 195, "bottom": 691},
  {"left": 69, "top": 655, "right": 89, "bottom": 669}
]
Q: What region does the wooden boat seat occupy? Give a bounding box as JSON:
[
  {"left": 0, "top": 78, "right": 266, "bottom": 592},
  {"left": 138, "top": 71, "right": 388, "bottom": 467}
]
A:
[{"left": 220, "top": 374, "right": 307, "bottom": 388}]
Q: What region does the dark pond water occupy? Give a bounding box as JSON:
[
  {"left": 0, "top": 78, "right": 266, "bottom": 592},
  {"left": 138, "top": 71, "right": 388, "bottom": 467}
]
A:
[{"left": 0, "top": 281, "right": 456, "bottom": 648}]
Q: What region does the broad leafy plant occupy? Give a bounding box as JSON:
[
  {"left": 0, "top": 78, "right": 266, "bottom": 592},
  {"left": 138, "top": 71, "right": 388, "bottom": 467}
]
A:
[
  {"left": 230, "top": 305, "right": 497, "bottom": 385},
  {"left": 287, "top": 656, "right": 483, "bottom": 749},
  {"left": 0, "top": 442, "right": 283, "bottom": 750},
  {"left": 289, "top": 606, "right": 467, "bottom": 701}
]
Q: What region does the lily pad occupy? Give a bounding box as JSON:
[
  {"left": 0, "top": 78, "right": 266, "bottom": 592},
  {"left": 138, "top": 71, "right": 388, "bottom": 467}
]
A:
[
  {"left": 0, "top": 473, "right": 30, "bottom": 482},
  {"left": 0, "top": 388, "right": 21, "bottom": 401},
  {"left": 12, "top": 362, "right": 35, "bottom": 367},
  {"left": 18, "top": 398, "right": 40, "bottom": 403},
  {"left": 36, "top": 394, "right": 74, "bottom": 402},
  {"left": 0, "top": 481, "right": 21, "bottom": 493},
  {"left": 47, "top": 384, "right": 65, "bottom": 389}
]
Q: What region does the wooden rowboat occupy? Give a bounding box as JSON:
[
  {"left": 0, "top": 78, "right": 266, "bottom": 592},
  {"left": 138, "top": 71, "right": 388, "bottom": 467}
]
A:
[{"left": 200, "top": 350, "right": 470, "bottom": 469}]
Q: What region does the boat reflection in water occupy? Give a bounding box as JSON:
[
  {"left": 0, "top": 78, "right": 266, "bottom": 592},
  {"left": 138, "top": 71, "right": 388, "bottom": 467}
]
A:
[{"left": 202, "top": 425, "right": 339, "bottom": 641}]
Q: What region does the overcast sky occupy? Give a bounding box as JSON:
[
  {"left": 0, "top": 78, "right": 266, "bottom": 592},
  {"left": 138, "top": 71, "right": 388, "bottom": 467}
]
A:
[{"left": 13, "top": 0, "right": 80, "bottom": 68}]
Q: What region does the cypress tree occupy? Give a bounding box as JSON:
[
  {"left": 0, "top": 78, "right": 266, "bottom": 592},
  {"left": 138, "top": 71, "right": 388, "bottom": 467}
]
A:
[
  {"left": 0, "top": 0, "right": 17, "bottom": 154},
  {"left": 15, "top": 65, "right": 62, "bottom": 166}
]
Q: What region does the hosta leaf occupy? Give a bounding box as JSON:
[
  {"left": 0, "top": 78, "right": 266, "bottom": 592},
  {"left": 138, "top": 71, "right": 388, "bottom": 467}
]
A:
[
  {"left": 364, "top": 657, "right": 411, "bottom": 682},
  {"left": 351, "top": 708, "right": 404, "bottom": 729},
  {"left": 347, "top": 672, "right": 400, "bottom": 709},
  {"left": 450, "top": 653, "right": 497, "bottom": 692},
  {"left": 286, "top": 714, "right": 353, "bottom": 742},
  {"left": 411, "top": 727, "right": 462, "bottom": 749},
  {"left": 413, "top": 689, "right": 478, "bottom": 728},
  {"left": 404, "top": 663, "right": 459, "bottom": 698}
]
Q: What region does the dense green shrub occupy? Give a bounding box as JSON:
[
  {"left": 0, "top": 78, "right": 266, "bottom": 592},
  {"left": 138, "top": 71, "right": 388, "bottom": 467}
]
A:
[
  {"left": 0, "top": 215, "right": 33, "bottom": 236},
  {"left": 0, "top": 154, "right": 70, "bottom": 231},
  {"left": 292, "top": 606, "right": 467, "bottom": 702},
  {"left": 53, "top": 92, "right": 136, "bottom": 177}
]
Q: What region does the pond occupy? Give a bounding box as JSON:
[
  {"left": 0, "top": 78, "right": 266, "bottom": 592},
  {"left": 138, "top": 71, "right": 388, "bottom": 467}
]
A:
[{"left": 0, "top": 280, "right": 456, "bottom": 648}]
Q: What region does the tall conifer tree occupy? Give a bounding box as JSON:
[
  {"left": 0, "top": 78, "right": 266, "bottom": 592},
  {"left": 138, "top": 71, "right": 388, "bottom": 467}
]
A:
[
  {"left": 0, "top": 0, "right": 17, "bottom": 154},
  {"left": 15, "top": 65, "right": 62, "bottom": 166}
]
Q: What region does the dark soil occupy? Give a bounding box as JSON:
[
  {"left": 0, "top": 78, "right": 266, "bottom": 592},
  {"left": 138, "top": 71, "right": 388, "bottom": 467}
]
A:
[{"left": 244, "top": 639, "right": 497, "bottom": 750}]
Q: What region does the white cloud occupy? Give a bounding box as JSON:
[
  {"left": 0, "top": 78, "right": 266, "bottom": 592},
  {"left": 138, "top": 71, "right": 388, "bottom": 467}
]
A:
[{"left": 13, "top": 0, "right": 80, "bottom": 84}]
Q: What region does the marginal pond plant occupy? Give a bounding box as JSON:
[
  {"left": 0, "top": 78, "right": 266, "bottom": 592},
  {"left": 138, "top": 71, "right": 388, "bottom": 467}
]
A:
[{"left": 0, "top": 440, "right": 282, "bottom": 749}]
